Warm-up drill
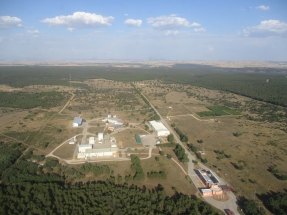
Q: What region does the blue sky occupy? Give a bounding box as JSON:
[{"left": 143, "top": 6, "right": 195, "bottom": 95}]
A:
[{"left": 0, "top": 0, "right": 286, "bottom": 61}]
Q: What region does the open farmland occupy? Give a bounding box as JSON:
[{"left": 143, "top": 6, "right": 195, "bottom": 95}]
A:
[{"left": 136, "top": 79, "right": 287, "bottom": 200}]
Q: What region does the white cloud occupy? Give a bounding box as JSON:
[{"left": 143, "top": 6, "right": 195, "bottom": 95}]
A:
[
  {"left": 256, "top": 5, "right": 270, "bottom": 11},
  {"left": 194, "top": 28, "right": 206, "bottom": 32},
  {"left": 124, "top": 19, "right": 142, "bottom": 27},
  {"left": 147, "top": 14, "right": 200, "bottom": 30},
  {"left": 190, "top": 22, "right": 201, "bottom": 27},
  {"left": 165, "top": 30, "right": 179, "bottom": 36},
  {"left": 26, "top": 30, "right": 39, "bottom": 34},
  {"left": 124, "top": 13, "right": 128, "bottom": 16},
  {"left": 41, "top": 12, "right": 114, "bottom": 30},
  {"left": 242, "top": 20, "right": 287, "bottom": 37},
  {"left": 0, "top": 16, "right": 22, "bottom": 29}
]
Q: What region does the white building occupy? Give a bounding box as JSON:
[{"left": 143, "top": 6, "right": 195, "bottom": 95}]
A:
[
  {"left": 78, "top": 144, "right": 92, "bottom": 153},
  {"left": 85, "top": 148, "right": 118, "bottom": 157},
  {"left": 102, "top": 117, "right": 120, "bottom": 124},
  {"left": 73, "top": 117, "right": 83, "bottom": 127},
  {"left": 98, "top": 133, "right": 104, "bottom": 143},
  {"left": 149, "top": 120, "right": 170, "bottom": 137},
  {"left": 89, "top": 137, "right": 95, "bottom": 144}
]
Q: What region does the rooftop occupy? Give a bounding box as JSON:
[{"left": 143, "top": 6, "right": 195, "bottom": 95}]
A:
[
  {"left": 149, "top": 120, "right": 169, "bottom": 132},
  {"left": 73, "top": 117, "right": 82, "bottom": 124},
  {"left": 199, "top": 169, "right": 220, "bottom": 184},
  {"left": 86, "top": 148, "right": 119, "bottom": 153},
  {"left": 78, "top": 144, "right": 92, "bottom": 148}
]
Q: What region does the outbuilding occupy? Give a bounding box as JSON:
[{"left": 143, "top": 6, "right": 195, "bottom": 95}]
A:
[
  {"left": 98, "top": 133, "right": 104, "bottom": 143},
  {"left": 73, "top": 117, "right": 83, "bottom": 127},
  {"left": 89, "top": 137, "right": 95, "bottom": 144}
]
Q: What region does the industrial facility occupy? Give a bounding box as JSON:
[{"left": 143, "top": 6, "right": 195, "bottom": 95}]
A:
[
  {"left": 77, "top": 136, "right": 119, "bottom": 159},
  {"left": 149, "top": 120, "right": 170, "bottom": 136}
]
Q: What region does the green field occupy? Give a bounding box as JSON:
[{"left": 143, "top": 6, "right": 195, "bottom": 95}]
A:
[{"left": 197, "top": 106, "right": 240, "bottom": 117}]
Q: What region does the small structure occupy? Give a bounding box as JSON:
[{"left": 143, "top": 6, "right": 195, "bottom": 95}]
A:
[
  {"left": 69, "top": 142, "right": 75, "bottom": 145},
  {"left": 98, "top": 133, "right": 104, "bottom": 143},
  {"left": 107, "top": 123, "right": 123, "bottom": 131},
  {"left": 198, "top": 169, "right": 220, "bottom": 187},
  {"left": 110, "top": 137, "right": 117, "bottom": 148},
  {"left": 78, "top": 144, "right": 92, "bottom": 153},
  {"left": 73, "top": 117, "right": 83, "bottom": 127},
  {"left": 198, "top": 169, "right": 223, "bottom": 197},
  {"left": 200, "top": 189, "right": 213, "bottom": 197},
  {"left": 149, "top": 120, "right": 170, "bottom": 137},
  {"left": 89, "top": 137, "right": 95, "bottom": 144},
  {"left": 102, "top": 117, "right": 121, "bottom": 124},
  {"left": 135, "top": 135, "right": 142, "bottom": 144}
]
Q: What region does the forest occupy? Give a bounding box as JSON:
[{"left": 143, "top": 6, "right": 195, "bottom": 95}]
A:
[
  {"left": 0, "top": 66, "right": 286, "bottom": 107},
  {"left": 0, "top": 141, "right": 221, "bottom": 215},
  {"left": 0, "top": 91, "right": 68, "bottom": 109},
  {"left": 0, "top": 140, "right": 286, "bottom": 214}
]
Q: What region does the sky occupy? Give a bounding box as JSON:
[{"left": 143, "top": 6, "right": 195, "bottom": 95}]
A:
[{"left": 0, "top": 0, "right": 287, "bottom": 61}]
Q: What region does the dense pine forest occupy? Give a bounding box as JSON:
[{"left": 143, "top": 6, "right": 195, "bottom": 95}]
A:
[
  {"left": 0, "top": 142, "right": 221, "bottom": 215},
  {"left": 0, "top": 66, "right": 286, "bottom": 106}
]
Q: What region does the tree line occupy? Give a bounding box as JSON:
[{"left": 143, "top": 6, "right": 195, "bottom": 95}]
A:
[{"left": 0, "top": 91, "right": 68, "bottom": 109}]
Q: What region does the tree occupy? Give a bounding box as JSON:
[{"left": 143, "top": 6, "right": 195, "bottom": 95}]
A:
[
  {"left": 159, "top": 151, "right": 164, "bottom": 156},
  {"left": 167, "top": 154, "right": 172, "bottom": 159},
  {"left": 243, "top": 199, "right": 266, "bottom": 215},
  {"left": 117, "top": 174, "right": 122, "bottom": 183},
  {"left": 167, "top": 134, "right": 175, "bottom": 143}
]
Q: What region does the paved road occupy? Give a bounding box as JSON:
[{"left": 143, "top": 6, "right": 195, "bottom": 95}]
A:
[{"left": 140, "top": 92, "right": 239, "bottom": 215}]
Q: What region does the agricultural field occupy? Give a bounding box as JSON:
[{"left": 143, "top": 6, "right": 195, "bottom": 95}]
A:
[
  {"left": 197, "top": 106, "right": 241, "bottom": 117},
  {"left": 136, "top": 79, "right": 287, "bottom": 202}
]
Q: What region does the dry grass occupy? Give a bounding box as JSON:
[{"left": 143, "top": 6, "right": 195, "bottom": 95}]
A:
[
  {"left": 53, "top": 142, "right": 77, "bottom": 159},
  {"left": 136, "top": 80, "right": 287, "bottom": 200},
  {"left": 89, "top": 154, "right": 198, "bottom": 197},
  {"left": 113, "top": 128, "right": 148, "bottom": 148}
]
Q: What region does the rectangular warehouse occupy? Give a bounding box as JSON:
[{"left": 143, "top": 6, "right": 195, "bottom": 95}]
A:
[
  {"left": 85, "top": 148, "right": 118, "bottom": 157},
  {"left": 78, "top": 144, "right": 92, "bottom": 153},
  {"left": 149, "top": 120, "right": 170, "bottom": 137}
]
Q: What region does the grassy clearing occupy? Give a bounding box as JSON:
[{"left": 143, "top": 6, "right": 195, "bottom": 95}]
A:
[
  {"left": 197, "top": 106, "right": 240, "bottom": 117},
  {"left": 53, "top": 143, "right": 77, "bottom": 160},
  {"left": 90, "top": 154, "right": 197, "bottom": 197}
]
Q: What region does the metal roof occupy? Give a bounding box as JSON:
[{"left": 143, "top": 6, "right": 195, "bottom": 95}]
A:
[
  {"left": 149, "top": 120, "right": 169, "bottom": 132},
  {"left": 86, "top": 148, "right": 118, "bottom": 153},
  {"left": 78, "top": 144, "right": 92, "bottom": 148},
  {"left": 199, "top": 169, "right": 220, "bottom": 184},
  {"left": 73, "top": 117, "right": 82, "bottom": 124}
]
